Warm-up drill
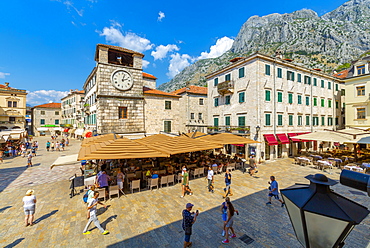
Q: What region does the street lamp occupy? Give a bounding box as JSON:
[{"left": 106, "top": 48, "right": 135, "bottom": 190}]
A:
[{"left": 281, "top": 174, "right": 369, "bottom": 248}]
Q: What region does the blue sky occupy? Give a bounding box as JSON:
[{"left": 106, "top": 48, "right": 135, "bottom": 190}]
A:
[{"left": 0, "top": 0, "right": 346, "bottom": 105}]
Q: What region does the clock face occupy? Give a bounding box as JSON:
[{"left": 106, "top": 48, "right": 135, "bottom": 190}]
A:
[{"left": 111, "top": 70, "right": 133, "bottom": 91}]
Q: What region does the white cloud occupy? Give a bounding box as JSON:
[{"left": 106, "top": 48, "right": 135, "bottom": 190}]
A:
[
  {"left": 27, "top": 90, "right": 69, "bottom": 106},
  {"left": 151, "top": 44, "right": 179, "bottom": 60},
  {"left": 99, "top": 26, "right": 153, "bottom": 53},
  {"left": 158, "top": 11, "right": 165, "bottom": 21},
  {"left": 198, "top": 37, "right": 234, "bottom": 60},
  {"left": 63, "top": 0, "right": 84, "bottom": 17},
  {"left": 0, "top": 72, "right": 10, "bottom": 79},
  {"left": 142, "top": 60, "right": 150, "bottom": 69},
  {"left": 167, "top": 53, "right": 193, "bottom": 78}
]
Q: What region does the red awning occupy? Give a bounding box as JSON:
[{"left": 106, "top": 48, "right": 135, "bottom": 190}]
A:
[
  {"left": 63, "top": 128, "right": 69, "bottom": 132},
  {"left": 231, "top": 144, "right": 245, "bottom": 147},
  {"left": 263, "top": 134, "right": 278, "bottom": 146},
  {"left": 276, "top": 133, "right": 290, "bottom": 144}
]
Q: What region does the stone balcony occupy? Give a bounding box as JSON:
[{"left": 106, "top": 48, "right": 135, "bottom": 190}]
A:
[
  {"left": 207, "top": 125, "right": 250, "bottom": 135},
  {"left": 217, "top": 80, "right": 234, "bottom": 95}
]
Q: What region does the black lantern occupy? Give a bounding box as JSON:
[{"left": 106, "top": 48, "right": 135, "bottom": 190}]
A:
[
  {"left": 255, "top": 126, "right": 261, "bottom": 133},
  {"left": 281, "top": 174, "right": 369, "bottom": 248}
]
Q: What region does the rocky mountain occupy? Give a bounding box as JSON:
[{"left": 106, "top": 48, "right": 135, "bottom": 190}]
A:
[{"left": 158, "top": 0, "right": 370, "bottom": 92}]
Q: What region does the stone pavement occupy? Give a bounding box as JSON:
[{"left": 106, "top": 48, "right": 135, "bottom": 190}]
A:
[{"left": 0, "top": 140, "right": 369, "bottom": 248}]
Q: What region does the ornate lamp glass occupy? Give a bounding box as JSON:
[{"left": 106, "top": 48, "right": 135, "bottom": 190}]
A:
[{"left": 281, "top": 174, "right": 369, "bottom": 248}]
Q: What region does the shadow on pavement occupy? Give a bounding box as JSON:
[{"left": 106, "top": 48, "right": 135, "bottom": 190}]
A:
[
  {"left": 106, "top": 185, "right": 370, "bottom": 248},
  {"left": 34, "top": 210, "right": 59, "bottom": 224},
  {"left": 0, "top": 166, "right": 28, "bottom": 193},
  {"left": 3, "top": 238, "right": 25, "bottom": 248},
  {"left": 0, "top": 205, "right": 12, "bottom": 213}
]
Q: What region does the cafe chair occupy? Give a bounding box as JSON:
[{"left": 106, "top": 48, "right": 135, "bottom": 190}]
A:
[
  {"left": 109, "top": 185, "right": 119, "bottom": 199},
  {"left": 176, "top": 173, "right": 182, "bottom": 184},
  {"left": 96, "top": 188, "right": 106, "bottom": 202},
  {"left": 148, "top": 178, "right": 159, "bottom": 190},
  {"left": 130, "top": 179, "right": 141, "bottom": 193},
  {"left": 160, "top": 176, "right": 168, "bottom": 188},
  {"left": 198, "top": 168, "right": 205, "bottom": 177},
  {"left": 190, "top": 168, "right": 199, "bottom": 179},
  {"left": 167, "top": 174, "right": 175, "bottom": 186}
]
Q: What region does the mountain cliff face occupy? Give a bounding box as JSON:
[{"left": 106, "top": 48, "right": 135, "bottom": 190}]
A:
[{"left": 158, "top": 0, "right": 370, "bottom": 92}]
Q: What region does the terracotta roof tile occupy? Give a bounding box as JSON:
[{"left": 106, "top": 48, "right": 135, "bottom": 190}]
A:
[
  {"left": 33, "top": 103, "right": 61, "bottom": 108},
  {"left": 142, "top": 72, "right": 157, "bottom": 80},
  {"left": 171, "top": 85, "right": 207, "bottom": 95},
  {"left": 333, "top": 69, "right": 349, "bottom": 79},
  {"left": 143, "top": 86, "right": 180, "bottom": 97}
]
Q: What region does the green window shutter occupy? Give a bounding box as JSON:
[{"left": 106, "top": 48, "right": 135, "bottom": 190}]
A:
[
  {"left": 238, "top": 67, "right": 245, "bottom": 78},
  {"left": 238, "top": 116, "right": 246, "bottom": 133},
  {"left": 336, "top": 101, "right": 339, "bottom": 109},
  {"left": 298, "top": 95, "right": 302, "bottom": 104},
  {"left": 321, "top": 116, "right": 325, "bottom": 126},
  {"left": 225, "top": 74, "right": 231, "bottom": 81},
  {"left": 214, "top": 98, "right": 219, "bottom": 107},
  {"left": 239, "top": 92, "right": 245, "bottom": 103},
  {"left": 214, "top": 78, "right": 218, "bottom": 86},
  {"left": 313, "top": 78, "right": 317, "bottom": 86},
  {"left": 321, "top": 80, "right": 324, "bottom": 88},
  {"left": 265, "top": 64, "right": 270, "bottom": 75},
  {"left": 292, "top": 72, "right": 295, "bottom": 81},
  {"left": 225, "top": 95, "right": 231, "bottom": 105},
  {"left": 298, "top": 116, "right": 302, "bottom": 126},
  {"left": 313, "top": 98, "right": 317, "bottom": 106},
  {"left": 305, "top": 96, "right": 309, "bottom": 106},
  {"left": 277, "top": 68, "right": 282, "bottom": 78},
  {"left": 278, "top": 115, "right": 283, "bottom": 126},
  {"left": 277, "top": 92, "right": 283, "bottom": 102},
  {"left": 265, "top": 114, "right": 271, "bottom": 126},
  {"left": 289, "top": 115, "right": 293, "bottom": 125},
  {"left": 321, "top": 99, "right": 325, "bottom": 107},
  {"left": 328, "top": 100, "right": 332, "bottom": 108},
  {"left": 328, "top": 82, "right": 331, "bottom": 89},
  {"left": 335, "top": 84, "right": 339, "bottom": 91},
  {"left": 265, "top": 90, "right": 271, "bottom": 101},
  {"left": 298, "top": 74, "right": 301, "bottom": 82},
  {"left": 214, "top": 118, "right": 219, "bottom": 127},
  {"left": 288, "top": 93, "right": 293, "bottom": 104},
  {"left": 306, "top": 115, "right": 310, "bottom": 126},
  {"left": 225, "top": 116, "right": 230, "bottom": 126}
]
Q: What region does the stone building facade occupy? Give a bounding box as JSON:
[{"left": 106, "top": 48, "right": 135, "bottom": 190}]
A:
[
  {"left": 172, "top": 85, "right": 208, "bottom": 133},
  {"left": 83, "top": 44, "right": 145, "bottom": 134},
  {"left": 143, "top": 87, "right": 181, "bottom": 134},
  {"left": 61, "top": 89, "right": 85, "bottom": 128},
  {"left": 343, "top": 56, "right": 370, "bottom": 128},
  {"left": 0, "top": 82, "right": 27, "bottom": 130},
  {"left": 206, "top": 52, "right": 344, "bottom": 160},
  {"left": 31, "top": 103, "right": 61, "bottom": 136}
]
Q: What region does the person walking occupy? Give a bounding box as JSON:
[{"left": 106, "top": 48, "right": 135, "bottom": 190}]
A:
[
  {"left": 182, "top": 203, "right": 199, "bottom": 248},
  {"left": 83, "top": 191, "right": 109, "bottom": 235},
  {"left": 220, "top": 196, "right": 230, "bottom": 237},
  {"left": 266, "top": 176, "right": 285, "bottom": 207},
  {"left": 222, "top": 200, "right": 238, "bottom": 244},
  {"left": 46, "top": 141, "right": 50, "bottom": 152},
  {"left": 249, "top": 155, "right": 257, "bottom": 176},
  {"left": 223, "top": 169, "right": 233, "bottom": 198},
  {"left": 23, "top": 189, "right": 36, "bottom": 227},
  {"left": 27, "top": 152, "right": 33, "bottom": 167},
  {"left": 50, "top": 142, "right": 55, "bottom": 151},
  {"left": 207, "top": 166, "right": 214, "bottom": 193},
  {"left": 181, "top": 168, "right": 189, "bottom": 198},
  {"left": 116, "top": 168, "right": 125, "bottom": 195}
]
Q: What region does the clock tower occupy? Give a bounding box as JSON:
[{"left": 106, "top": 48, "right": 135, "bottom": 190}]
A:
[{"left": 83, "top": 44, "right": 145, "bottom": 134}]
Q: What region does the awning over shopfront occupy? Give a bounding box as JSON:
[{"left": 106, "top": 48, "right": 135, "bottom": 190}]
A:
[
  {"left": 197, "top": 133, "right": 259, "bottom": 145},
  {"left": 276, "top": 133, "right": 290, "bottom": 144},
  {"left": 295, "top": 132, "right": 311, "bottom": 142},
  {"left": 263, "top": 134, "right": 279, "bottom": 146},
  {"left": 288, "top": 133, "right": 299, "bottom": 142},
  {"left": 63, "top": 128, "right": 69, "bottom": 132},
  {"left": 51, "top": 154, "right": 79, "bottom": 169},
  {"left": 75, "top": 129, "right": 84, "bottom": 136},
  {"left": 81, "top": 133, "right": 116, "bottom": 147}
]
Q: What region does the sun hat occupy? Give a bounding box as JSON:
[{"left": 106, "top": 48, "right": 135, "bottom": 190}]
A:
[
  {"left": 186, "top": 203, "right": 194, "bottom": 208},
  {"left": 26, "top": 189, "right": 34, "bottom": 195}
]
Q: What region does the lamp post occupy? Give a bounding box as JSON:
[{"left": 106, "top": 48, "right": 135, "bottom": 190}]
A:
[{"left": 281, "top": 174, "right": 369, "bottom": 248}]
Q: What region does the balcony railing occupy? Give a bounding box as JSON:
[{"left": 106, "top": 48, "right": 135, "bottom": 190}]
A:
[
  {"left": 0, "top": 121, "right": 25, "bottom": 124},
  {"left": 217, "top": 80, "right": 234, "bottom": 95},
  {"left": 207, "top": 125, "right": 250, "bottom": 135}
]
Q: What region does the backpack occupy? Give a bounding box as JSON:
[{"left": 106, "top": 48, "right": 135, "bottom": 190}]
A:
[{"left": 83, "top": 191, "right": 89, "bottom": 203}]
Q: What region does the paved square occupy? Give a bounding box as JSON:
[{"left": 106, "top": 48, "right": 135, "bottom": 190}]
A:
[{"left": 0, "top": 137, "right": 369, "bottom": 248}]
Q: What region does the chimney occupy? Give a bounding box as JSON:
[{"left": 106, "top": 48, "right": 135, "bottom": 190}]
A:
[{"left": 275, "top": 50, "right": 283, "bottom": 59}]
